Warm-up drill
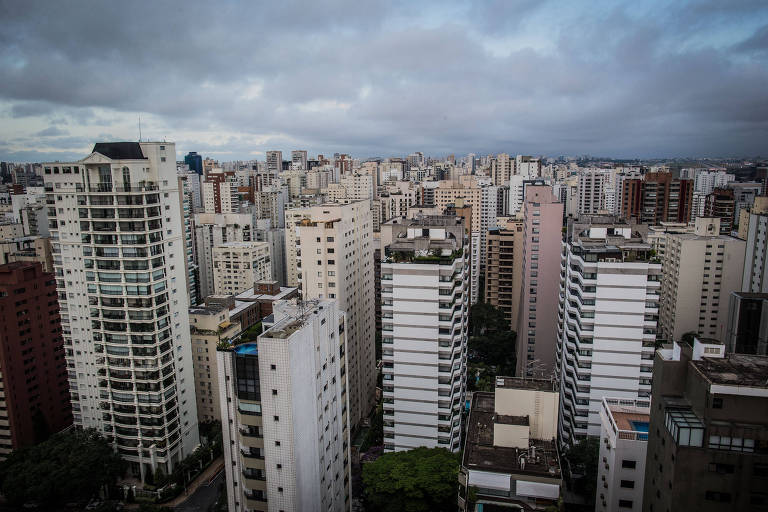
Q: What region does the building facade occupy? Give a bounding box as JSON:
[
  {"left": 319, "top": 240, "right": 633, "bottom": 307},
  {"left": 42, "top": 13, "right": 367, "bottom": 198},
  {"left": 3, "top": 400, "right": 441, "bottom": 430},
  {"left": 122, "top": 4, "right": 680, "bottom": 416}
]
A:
[
  {"left": 212, "top": 241, "right": 272, "bottom": 296},
  {"left": 43, "top": 142, "right": 199, "bottom": 479},
  {"left": 380, "top": 216, "right": 469, "bottom": 452}
]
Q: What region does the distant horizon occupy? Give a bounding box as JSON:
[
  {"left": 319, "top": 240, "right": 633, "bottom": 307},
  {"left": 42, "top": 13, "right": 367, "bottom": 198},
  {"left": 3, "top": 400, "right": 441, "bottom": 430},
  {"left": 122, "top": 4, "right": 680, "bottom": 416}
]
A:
[{"left": 2, "top": 2, "right": 767, "bottom": 163}]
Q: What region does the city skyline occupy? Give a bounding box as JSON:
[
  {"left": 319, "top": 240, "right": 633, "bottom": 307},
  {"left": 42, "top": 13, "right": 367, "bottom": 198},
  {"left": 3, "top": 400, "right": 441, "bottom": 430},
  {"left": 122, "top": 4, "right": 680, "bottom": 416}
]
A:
[{"left": 1, "top": 1, "right": 768, "bottom": 162}]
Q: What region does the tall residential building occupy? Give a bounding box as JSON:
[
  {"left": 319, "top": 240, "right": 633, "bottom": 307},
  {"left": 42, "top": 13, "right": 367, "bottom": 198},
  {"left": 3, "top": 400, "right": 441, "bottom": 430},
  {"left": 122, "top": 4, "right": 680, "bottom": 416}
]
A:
[
  {"left": 597, "top": 398, "right": 650, "bottom": 512},
  {"left": 725, "top": 291, "right": 768, "bottom": 355},
  {"left": 194, "top": 212, "right": 255, "bottom": 298},
  {"left": 0, "top": 236, "right": 53, "bottom": 272},
  {"left": 217, "top": 299, "right": 351, "bottom": 512},
  {"left": 379, "top": 216, "right": 469, "bottom": 452},
  {"left": 43, "top": 142, "right": 200, "bottom": 479},
  {"left": 458, "top": 377, "right": 561, "bottom": 511},
  {"left": 556, "top": 220, "right": 661, "bottom": 441},
  {"left": 578, "top": 169, "right": 608, "bottom": 215},
  {"left": 741, "top": 204, "right": 768, "bottom": 293},
  {"left": 515, "top": 155, "right": 542, "bottom": 178},
  {"left": 516, "top": 185, "right": 563, "bottom": 378},
  {"left": 484, "top": 218, "right": 524, "bottom": 329},
  {"left": 178, "top": 174, "right": 199, "bottom": 305},
  {"left": 658, "top": 218, "right": 746, "bottom": 343},
  {"left": 283, "top": 208, "right": 311, "bottom": 287},
  {"left": 490, "top": 153, "right": 512, "bottom": 186},
  {"left": 621, "top": 172, "right": 693, "bottom": 225},
  {"left": 290, "top": 150, "right": 308, "bottom": 170},
  {"left": 265, "top": 150, "right": 282, "bottom": 175},
  {"left": 189, "top": 304, "right": 241, "bottom": 422},
  {"left": 643, "top": 339, "right": 768, "bottom": 512},
  {"left": 184, "top": 151, "right": 203, "bottom": 175},
  {"left": 296, "top": 201, "right": 375, "bottom": 430},
  {"left": 212, "top": 241, "right": 272, "bottom": 296},
  {"left": 704, "top": 187, "right": 735, "bottom": 235},
  {"left": 0, "top": 262, "right": 71, "bottom": 458}
]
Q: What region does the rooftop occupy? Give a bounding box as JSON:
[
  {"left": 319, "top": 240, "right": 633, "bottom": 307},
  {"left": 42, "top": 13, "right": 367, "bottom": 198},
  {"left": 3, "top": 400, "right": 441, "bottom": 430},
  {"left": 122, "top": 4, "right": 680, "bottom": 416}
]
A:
[
  {"left": 495, "top": 376, "right": 558, "bottom": 392},
  {"left": 92, "top": 142, "right": 147, "bottom": 160},
  {"left": 692, "top": 354, "right": 768, "bottom": 388},
  {"left": 189, "top": 304, "right": 227, "bottom": 316},
  {"left": 463, "top": 392, "right": 561, "bottom": 480}
]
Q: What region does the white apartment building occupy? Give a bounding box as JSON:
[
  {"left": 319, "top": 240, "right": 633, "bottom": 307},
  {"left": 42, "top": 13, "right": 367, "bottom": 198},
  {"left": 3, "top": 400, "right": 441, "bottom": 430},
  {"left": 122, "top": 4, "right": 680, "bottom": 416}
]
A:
[
  {"left": 597, "top": 398, "right": 649, "bottom": 512},
  {"left": 290, "top": 150, "right": 308, "bottom": 170},
  {"left": 515, "top": 155, "right": 542, "bottom": 178},
  {"left": 296, "top": 201, "right": 376, "bottom": 430},
  {"left": 557, "top": 221, "right": 661, "bottom": 442},
  {"left": 266, "top": 150, "right": 282, "bottom": 174},
  {"left": 694, "top": 170, "right": 735, "bottom": 195},
  {"left": 217, "top": 299, "right": 350, "bottom": 512},
  {"left": 212, "top": 241, "right": 272, "bottom": 295},
  {"left": 194, "top": 212, "right": 255, "bottom": 298},
  {"left": 43, "top": 142, "right": 199, "bottom": 479},
  {"left": 578, "top": 169, "right": 608, "bottom": 215},
  {"left": 380, "top": 216, "right": 469, "bottom": 452},
  {"left": 742, "top": 208, "right": 768, "bottom": 293}
]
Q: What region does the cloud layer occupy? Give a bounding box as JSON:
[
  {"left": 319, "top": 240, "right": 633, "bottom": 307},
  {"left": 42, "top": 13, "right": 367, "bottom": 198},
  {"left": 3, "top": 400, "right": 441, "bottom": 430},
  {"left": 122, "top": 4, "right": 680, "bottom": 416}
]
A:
[{"left": 1, "top": 0, "right": 767, "bottom": 161}]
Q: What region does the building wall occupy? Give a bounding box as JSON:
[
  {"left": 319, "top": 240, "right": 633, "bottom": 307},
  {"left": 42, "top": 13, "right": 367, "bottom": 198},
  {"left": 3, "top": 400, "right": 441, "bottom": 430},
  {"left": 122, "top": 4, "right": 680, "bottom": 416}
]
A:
[
  {"left": 0, "top": 262, "right": 71, "bottom": 457},
  {"left": 212, "top": 242, "right": 272, "bottom": 295},
  {"left": 516, "top": 186, "right": 563, "bottom": 378}
]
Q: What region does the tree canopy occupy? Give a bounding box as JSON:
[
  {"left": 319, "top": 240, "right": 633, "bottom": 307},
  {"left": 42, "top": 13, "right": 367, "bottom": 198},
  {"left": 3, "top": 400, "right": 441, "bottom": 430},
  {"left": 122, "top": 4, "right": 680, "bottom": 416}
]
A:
[
  {"left": 362, "top": 447, "right": 459, "bottom": 512},
  {"left": 0, "top": 428, "right": 126, "bottom": 507},
  {"left": 468, "top": 302, "right": 516, "bottom": 375},
  {"left": 565, "top": 436, "right": 600, "bottom": 508}
]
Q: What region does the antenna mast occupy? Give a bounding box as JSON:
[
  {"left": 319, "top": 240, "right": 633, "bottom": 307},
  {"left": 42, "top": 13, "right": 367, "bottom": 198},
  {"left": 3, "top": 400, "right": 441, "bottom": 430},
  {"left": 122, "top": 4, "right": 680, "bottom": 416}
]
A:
[{"left": 138, "top": 115, "right": 142, "bottom": 142}]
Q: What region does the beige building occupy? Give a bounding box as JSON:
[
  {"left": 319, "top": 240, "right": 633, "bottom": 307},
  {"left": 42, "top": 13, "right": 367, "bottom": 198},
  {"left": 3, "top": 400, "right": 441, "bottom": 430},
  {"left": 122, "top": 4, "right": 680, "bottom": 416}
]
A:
[
  {"left": 189, "top": 305, "right": 241, "bottom": 422},
  {"left": 212, "top": 241, "right": 272, "bottom": 296},
  {"left": 283, "top": 208, "right": 312, "bottom": 287},
  {"left": 659, "top": 217, "right": 746, "bottom": 342},
  {"left": 490, "top": 153, "right": 513, "bottom": 186},
  {"left": 484, "top": 218, "right": 524, "bottom": 329},
  {"left": 0, "top": 236, "right": 53, "bottom": 272},
  {"left": 433, "top": 182, "right": 482, "bottom": 233},
  {"left": 296, "top": 201, "right": 375, "bottom": 430}
]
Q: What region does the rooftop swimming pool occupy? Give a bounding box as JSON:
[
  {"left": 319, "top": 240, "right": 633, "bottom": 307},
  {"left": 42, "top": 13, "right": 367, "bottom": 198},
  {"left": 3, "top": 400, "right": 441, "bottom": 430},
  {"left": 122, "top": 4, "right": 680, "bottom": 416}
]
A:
[{"left": 234, "top": 343, "right": 258, "bottom": 355}]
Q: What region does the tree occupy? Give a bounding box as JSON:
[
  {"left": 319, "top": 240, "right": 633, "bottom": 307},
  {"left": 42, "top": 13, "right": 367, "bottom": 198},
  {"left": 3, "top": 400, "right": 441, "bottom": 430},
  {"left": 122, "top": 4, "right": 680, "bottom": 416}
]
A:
[
  {"left": 0, "top": 428, "right": 126, "bottom": 507},
  {"left": 565, "top": 437, "right": 600, "bottom": 508},
  {"left": 467, "top": 303, "right": 516, "bottom": 375},
  {"left": 362, "top": 447, "right": 459, "bottom": 512}
]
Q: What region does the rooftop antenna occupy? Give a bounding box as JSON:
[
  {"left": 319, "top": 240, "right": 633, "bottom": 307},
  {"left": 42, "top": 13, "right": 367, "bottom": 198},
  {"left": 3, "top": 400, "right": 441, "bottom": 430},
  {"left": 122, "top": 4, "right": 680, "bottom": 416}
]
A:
[{"left": 138, "top": 115, "right": 142, "bottom": 142}]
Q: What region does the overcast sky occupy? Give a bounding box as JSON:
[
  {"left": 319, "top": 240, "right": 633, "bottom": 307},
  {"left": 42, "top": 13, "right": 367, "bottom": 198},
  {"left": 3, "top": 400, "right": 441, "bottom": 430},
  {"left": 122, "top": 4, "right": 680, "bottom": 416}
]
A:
[{"left": 1, "top": 0, "right": 767, "bottom": 162}]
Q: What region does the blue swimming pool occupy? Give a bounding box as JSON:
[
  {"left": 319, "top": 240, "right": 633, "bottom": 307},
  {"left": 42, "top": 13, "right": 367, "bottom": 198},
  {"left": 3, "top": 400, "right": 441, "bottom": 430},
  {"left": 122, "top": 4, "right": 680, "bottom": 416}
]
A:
[{"left": 234, "top": 343, "right": 258, "bottom": 355}]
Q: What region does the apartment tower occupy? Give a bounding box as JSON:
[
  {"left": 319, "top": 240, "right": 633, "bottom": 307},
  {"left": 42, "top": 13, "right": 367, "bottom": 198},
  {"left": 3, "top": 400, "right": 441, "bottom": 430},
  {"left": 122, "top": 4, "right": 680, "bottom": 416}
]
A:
[
  {"left": 296, "top": 201, "right": 375, "bottom": 430},
  {"left": 43, "top": 142, "right": 199, "bottom": 479},
  {"left": 380, "top": 215, "right": 469, "bottom": 452}
]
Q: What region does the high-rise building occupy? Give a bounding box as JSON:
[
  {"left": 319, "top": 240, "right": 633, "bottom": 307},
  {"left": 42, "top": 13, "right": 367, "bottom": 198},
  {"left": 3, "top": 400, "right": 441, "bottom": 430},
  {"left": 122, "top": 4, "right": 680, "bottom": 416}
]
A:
[
  {"left": 178, "top": 174, "right": 199, "bottom": 305},
  {"left": 217, "top": 299, "right": 351, "bottom": 512},
  {"left": 0, "top": 236, "right": 53, "bottom": 273},
  {"left": 643, "top": 338, "right": 768, "bottom": 512},
  {"left": 515, "top": 155, "right": 542, "bottom": 178},
  {"left": 621, "top": 172, "right": 693, "bottom": 225},
  {"left": 597, "top": 397, "right": 650, "bottom": 512},
  {"left": 212, "top": 241, "right": 272, "bottom": 296},
  {"left": 578, "top": 169, "right": 608, "bottom": 215},
  {"left": 556, "top": 220, "right": 661, "bottom": 442},
  {"left": 194, "top": 212, "right": 256, "bottom": 298},
  {"left": 189, "top": 304, "right": 241, "bottom": 422},
  {"left": 283, "top": 208, "right": 311, "bottom": 288},
  {"left": 265, "top": 150, "right": 282, "bottom": 175},
  {"left": 184, "top": 151, "right": 203, "bottom": 175},
  {"left": 484, "top": 218, "right": 524, "bottom": 329},
  {"left": 725, "top": 291, "right": 768, "bottom": 355},
  {"left": 741, "top": 203, "right": 768, "bottom": 293},
  {"left": 0, "top": 262, "right": 71, "bottom": 458},
  {"left": 490, "top": 153, "right": 512, "bottom": 186},
  {"left": 379, "top": 215, "right": 469, "bottom": 452},
  {"left": 704, "top": 187, "right": 735, "bottom": 235},
  {"left": 296, "top": 201, "right": 375, "bottom": 430},
  {"left": 43, "top": 142, "right": 199, "bottom": 479},
  {"left": 290, "top": 150, "right": 308, "bottom": 170},
  {"left": 458, "top": 377, "right": 561, "bottom": 511},
  {"left": 658, "top": 218, "right": 746, "bottom": 343},
  {"left": 516, "top": 185, "right": 563, "bottom": 378}
]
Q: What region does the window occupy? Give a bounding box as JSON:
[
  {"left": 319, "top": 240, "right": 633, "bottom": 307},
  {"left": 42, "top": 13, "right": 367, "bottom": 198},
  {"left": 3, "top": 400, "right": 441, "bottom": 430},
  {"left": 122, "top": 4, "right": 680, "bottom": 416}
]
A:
[
  {"left": 620, "top": 480, "right": 635, "bottom": 488},
  {"left": 712, "top": 397, "right": 723, "bottom": 409},
  {"left": 274, "top": 415, "right": 279, "bottom": 421},
  {"left": 622, "top": 460, "right": 637, "bottom": 469},
  {"left": 618, "top": 500, "right": 633, "bottom": 508},
  {"left": 704, "top": 491, "right": 731, "bottom": 503},
  {"left": 272, "top": 389, "right": 277, "bottom": 395},
  {"left": 708, "top": 463, "right": 734, "bottom": 474}
]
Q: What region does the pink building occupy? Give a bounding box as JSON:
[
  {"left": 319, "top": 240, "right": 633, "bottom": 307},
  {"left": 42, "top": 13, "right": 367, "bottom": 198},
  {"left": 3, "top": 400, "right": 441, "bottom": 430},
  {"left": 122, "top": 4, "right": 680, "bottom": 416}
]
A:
[{"left": 516, "top": 185, "right": 564, "bottom": 377}]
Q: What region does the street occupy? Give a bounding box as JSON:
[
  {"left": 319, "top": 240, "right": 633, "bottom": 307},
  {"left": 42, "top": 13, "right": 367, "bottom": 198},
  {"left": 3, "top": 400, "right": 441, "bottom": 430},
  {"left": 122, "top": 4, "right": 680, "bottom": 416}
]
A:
[{"left": 174, "top": 469, "right": 224, "bottom": 512}]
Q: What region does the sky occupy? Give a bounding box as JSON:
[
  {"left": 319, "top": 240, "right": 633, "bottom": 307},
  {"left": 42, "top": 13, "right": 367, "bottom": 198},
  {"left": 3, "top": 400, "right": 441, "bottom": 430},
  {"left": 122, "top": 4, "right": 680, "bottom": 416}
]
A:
[{"left": 1, "top": 0, "right": 767, "bottom": 162}]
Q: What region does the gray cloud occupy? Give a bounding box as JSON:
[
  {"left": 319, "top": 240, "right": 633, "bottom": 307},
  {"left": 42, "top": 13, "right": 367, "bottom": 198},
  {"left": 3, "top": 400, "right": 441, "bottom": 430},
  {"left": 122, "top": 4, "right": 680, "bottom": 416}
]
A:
[{"left": 1, "top": 0, "right": 767, "bottom": 161}]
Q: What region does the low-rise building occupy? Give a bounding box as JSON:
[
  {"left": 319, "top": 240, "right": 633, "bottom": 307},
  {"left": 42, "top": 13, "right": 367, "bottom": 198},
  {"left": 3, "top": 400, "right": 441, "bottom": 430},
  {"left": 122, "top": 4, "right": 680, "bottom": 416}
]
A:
[{"left": 459, "top": 377, "right": 561, "bottom": 511}]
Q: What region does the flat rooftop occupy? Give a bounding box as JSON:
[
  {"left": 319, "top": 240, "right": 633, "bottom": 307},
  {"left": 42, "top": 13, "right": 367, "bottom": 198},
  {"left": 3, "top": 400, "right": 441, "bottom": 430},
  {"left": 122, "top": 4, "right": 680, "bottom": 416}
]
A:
[
  {"left": 692, "top": 354, "right": 768, "bottom": 388},
  {"left": 495, "top": 376, "right": 558, "bottom": 392},
  {"left": 611, "top": 411, "right": 650, "bottom": 432},
  {"left": 189, "top": 304, "right": 227, "bottom": 315},
  {"left": 463, "top": 392, "right": 561, "bottom": 480}
]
